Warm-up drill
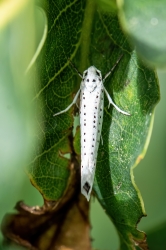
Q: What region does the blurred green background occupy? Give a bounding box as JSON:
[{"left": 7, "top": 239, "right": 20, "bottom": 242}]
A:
[{"left": 0, "top": 71, "right": 166, "bottom": 249}]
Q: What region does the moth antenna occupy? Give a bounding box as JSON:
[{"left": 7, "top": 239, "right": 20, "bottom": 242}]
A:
[
  {"left": 103, "top": 54, "right": 123, "bottom": 82},
  {"left": 68, "top": 58, "right": 83, "bottom": 79}
]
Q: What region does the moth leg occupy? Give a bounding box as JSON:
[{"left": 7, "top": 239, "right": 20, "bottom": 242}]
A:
[
  {"left": 75, "top": 97, "right": 80, "bottom": 109},
  {"left": 73, "top": 100, "right": 80, "bottom": 116},
  {"left": 53, "top": 89, "right": 80, "bottom": 116},
  {"left": 104, "top": 87, "right": 130, "bottom": 116}
]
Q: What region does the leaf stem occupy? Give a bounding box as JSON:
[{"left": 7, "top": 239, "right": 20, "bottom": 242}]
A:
[{"left": 80, "top": 0, "right": 96, "bottom": 72}]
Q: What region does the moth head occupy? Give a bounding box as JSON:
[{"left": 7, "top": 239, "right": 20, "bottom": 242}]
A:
[{"left": 83, "top": 66, "right": 102, "bottom": 92}]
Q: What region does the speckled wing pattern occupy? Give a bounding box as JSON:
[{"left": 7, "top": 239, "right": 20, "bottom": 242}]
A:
[{"left": 80, "top": 67, "right": 104, "bottom": 201}]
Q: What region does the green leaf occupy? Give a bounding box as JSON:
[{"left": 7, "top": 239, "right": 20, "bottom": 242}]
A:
[
  {"left": 27, "top": 0, "right": 160, "bottom": 249},
  {"left": 117, "top": 0, "right": 166, "bottom": 67},
  {"left": 28, "top": 0, "right": 86, "bottom": 200},
  {"left": 93, "top": 51, "right": 159, "bottom": 249}
]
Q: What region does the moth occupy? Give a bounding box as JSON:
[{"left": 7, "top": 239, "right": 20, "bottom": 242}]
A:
[{"left": 54, "top": 56, "right": 130, "bottom": 201}]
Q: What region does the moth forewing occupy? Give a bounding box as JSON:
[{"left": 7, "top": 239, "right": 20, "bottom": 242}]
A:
[{"left": 80, "top": 77, "right": 104, "bottom": 201}]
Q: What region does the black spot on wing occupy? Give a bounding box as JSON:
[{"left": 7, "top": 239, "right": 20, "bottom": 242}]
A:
[{"left": 83, "top": 182, "right": 91, "bottom": 194}]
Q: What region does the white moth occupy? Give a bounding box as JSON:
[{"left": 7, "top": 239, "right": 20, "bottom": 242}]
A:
[{"left": 54, "top": 57, "right": 130, "bottom": 201}]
